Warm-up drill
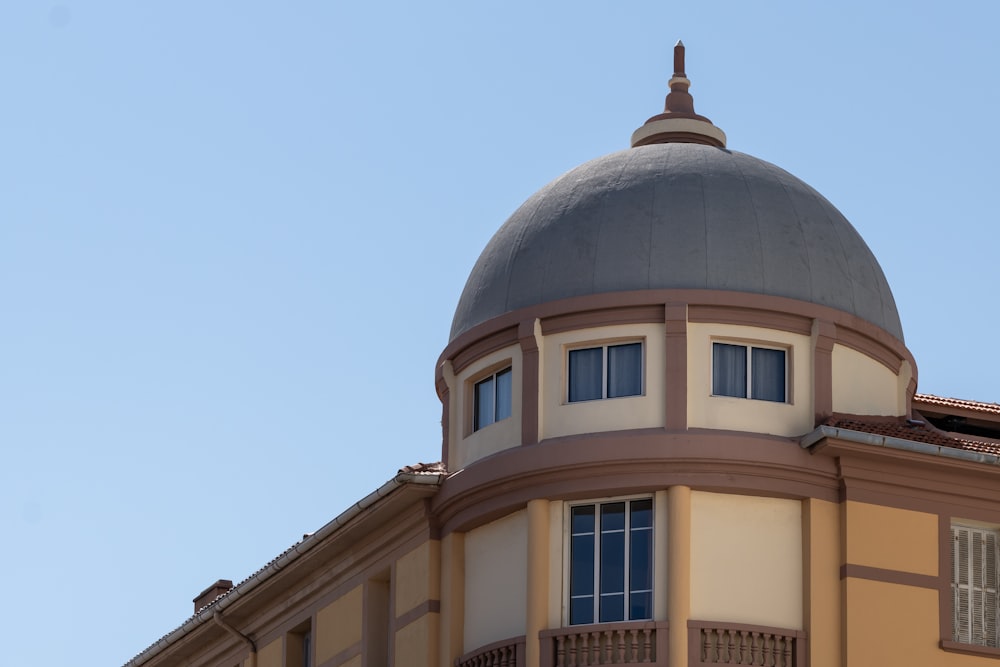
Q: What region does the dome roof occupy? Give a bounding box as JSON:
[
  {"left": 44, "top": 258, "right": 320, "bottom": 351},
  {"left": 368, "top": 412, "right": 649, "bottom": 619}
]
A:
[{"left": 450, "top": 142, "right": 903, "bottom": 342}]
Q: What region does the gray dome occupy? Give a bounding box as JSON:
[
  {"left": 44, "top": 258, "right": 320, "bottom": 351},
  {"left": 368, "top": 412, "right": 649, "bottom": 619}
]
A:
[{"left": 451, "top": 143, "right": 903, "bottom": 342}]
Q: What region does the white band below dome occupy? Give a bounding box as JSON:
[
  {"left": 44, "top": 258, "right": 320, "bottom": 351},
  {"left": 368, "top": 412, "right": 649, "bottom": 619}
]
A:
[{"left": 630, "top": 117, "right": 727, "bottom": 148}]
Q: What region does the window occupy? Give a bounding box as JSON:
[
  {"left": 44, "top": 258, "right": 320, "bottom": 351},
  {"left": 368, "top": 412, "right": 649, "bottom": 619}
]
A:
[
  {"left": 569, "top": 498, "right": 653, "bottom": 625},
  {"left": 712, "top": 342, "right": 786, "bottom": 402},
  {"left": 568, "top": 342, "right": 642, "bottom": 403},
  {"left": 473, "top": 367, "right": 512, "bottom": 431},
  {"left": 952, "top": 523, "right": 1000, "bottom": 647}
]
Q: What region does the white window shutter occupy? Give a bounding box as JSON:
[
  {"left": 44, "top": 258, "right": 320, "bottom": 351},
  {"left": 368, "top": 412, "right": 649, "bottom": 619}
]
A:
[{"left": 952, "top": 524, "right": 1000, "bottom": 647}]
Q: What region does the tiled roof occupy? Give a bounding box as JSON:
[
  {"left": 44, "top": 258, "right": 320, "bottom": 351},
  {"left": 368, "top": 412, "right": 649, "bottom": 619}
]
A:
[
  {"left": 822, "top": 416, "right": 1000, "bottom": 457},
  {"left": 914, "top": 393, "right": 1000, "bottom": 416}
]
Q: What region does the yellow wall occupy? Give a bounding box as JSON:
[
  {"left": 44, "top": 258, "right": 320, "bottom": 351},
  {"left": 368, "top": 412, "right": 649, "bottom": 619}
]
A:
[
  {"left": 316, "top": 585, "right": 363, "bottom": 664},
  {"left": 690, "top": 491, "right": 802, "bottom": 629},
  {"left": 803, "top": 498, "right": 842, "bottom": 667},
  {"left": 464, "top": 510, "right": 527, "bottom": 652},
  {"left": 844, "top": 578, "right": 947, "bottom": 667},
  {"left": 844, "top": 501, "right": 937, "bottom": 576},
  {"left": 395, "top": 613, "right": 439, "bottom": 667},
  {"left": 396, "top": 540, "right": 440, "bottom": 616},
  {"left": 450, "top": 344, "right": 523, "bottom": 470},
  {"left": 256, "top": 638, "right": 282, "bottom": 667},
  {"left": 832, "top": 344, "right": 903, "bottom": 416},
  {"left": 687, "top": 323, "right": 812, "bottom": 436},
  {"left": 540, "top": 323, "right": 666, "bottom": 439}
]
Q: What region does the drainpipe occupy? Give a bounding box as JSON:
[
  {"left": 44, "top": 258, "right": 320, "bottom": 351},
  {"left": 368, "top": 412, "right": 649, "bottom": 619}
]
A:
[{"left": 214, "top": 612, "right": 257, "bottom": 667}]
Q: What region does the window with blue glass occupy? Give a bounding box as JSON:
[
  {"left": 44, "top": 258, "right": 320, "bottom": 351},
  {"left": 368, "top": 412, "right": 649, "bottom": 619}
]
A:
[
  {"left": 569, "top": 498, "right": 653, "bottom": 625},
  {"left": 712, "top": 342, "right": 787, "bottom": 403},
  {"left": 473, "top": 367, "right": 512, "bottom": 431},
  {"left": 568, "top": 342, "right": 643, "bottom": 403}
]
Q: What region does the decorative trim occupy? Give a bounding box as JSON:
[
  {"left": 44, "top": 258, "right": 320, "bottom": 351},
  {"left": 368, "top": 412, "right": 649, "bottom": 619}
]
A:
[
  {"left": 836, "top": 327, "right": 901, "bottom": 373},
  {"left": 452, "top": 326, "right": 518, "bottom": 375},
  {"left": 688, "top": 305, "right": 812, "bottom": 336},
  {"left": 519, "top": 319, "right": 540, "bottom": 445},
  {"left": 812, "top": 319, "right": 836, "bottom": 423},
  {"left": 319, "top": 641, "right": 361, "bottom": 667},
  {"left": 541, "top": 305, "right": 664, "bottom": 335},
  {"left": 433, "top": 428, "right": 839, "bottom": 535},
  {"left": 394, "top": 599, "right": 440, "bottom": 631},
  {"left": 664, "top": 303, "right": 687, "bottom": 430},
  {"left": 839, "top": 564, "right": 939, "bottom": 590},
  {"left": 940, "top": 640, "right": 1000, "bottom": 658}
]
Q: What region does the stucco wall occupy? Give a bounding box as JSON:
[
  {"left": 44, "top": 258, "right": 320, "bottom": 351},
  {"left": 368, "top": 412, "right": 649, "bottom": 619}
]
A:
[
  {"left": 464, "top": 510, "right": 527, "bottom": 652},
  {"left": 831, "top": 344, "right": 903, "bottom": 416},
  {"left": 395, "top": 613, "right": 439, "bottom": 667},
  {"left": 256, "top": 638, "right": 282, "bottom": 667},
  {"left": 451, "top": 344, "right": 522, "bottom": 470},
  {"left": 540, "top": 323, "right": 666, "bottom": 439},
  {"left": 844, "top": 501, "right": 938, "bottom": 576},
  {"left": 316, "top": 584, "right": 362, "bottom": 664},
  {"left": 690, "top": 491, "right": 802, "bottom": 629},
  {"left": 395, "top": 540, "right": 440, "bottom": 616},
  {"left": 687, "top": 323, "right": 812, "bottom": 436}
]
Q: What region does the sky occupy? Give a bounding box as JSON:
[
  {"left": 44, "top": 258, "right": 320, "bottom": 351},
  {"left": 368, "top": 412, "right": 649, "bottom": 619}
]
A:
[{"left": 1, "top": 2, "right": 998, "bottom": 666}]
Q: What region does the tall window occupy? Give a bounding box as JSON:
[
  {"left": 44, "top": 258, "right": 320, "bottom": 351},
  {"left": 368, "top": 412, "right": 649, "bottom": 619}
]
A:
[
  {"left": 569, "top": 499, "right": 653, "bottom": 625},
  {"left": 953, "top": 523, "right": 1000, "bottom": 647},
  {"left": 568, "top": 342, "right": 642, "bottom": 403},
  {"left": 712, "top": 342, "right": 786, "bottom": 403},
  {"left": 474, "top": 367, "right": 512, "bottom": 431}
]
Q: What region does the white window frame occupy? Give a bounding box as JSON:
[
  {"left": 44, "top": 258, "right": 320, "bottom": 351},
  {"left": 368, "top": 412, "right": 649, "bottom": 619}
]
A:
[
  {"left": 566, "top": 496, "right": 654, "bottom": 626},
  {"left": 952, "top": 522, "right": 1000, "bottom": 648},
  {"left": 566, "top": 340, "right": 644, "bottom": 403},
  {"left": 472, "top": 366, "right": 513, "bottom": 432},
  {"left": 711, "top": 340, "right": 789, "bottom": 403}
]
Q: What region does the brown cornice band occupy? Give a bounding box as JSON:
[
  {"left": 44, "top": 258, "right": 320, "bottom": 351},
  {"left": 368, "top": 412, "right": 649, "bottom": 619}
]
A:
[
  {"left": 432, "top": 428, "right": 840, "bottom": 535},
  {"left": 839, "top": 564, "right": 939, "bottom": 590},
  {"left": 394, "top": 599, "right": 441, "bottom": 631},
  {"left": 439, "top": 289, "right": 914, "bottom": 389}
]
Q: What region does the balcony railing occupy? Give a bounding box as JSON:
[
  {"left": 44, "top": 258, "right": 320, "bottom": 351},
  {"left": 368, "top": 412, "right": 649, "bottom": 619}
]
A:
[
  {"left": 456, "top": 636, "right": 526, "bottom": 667},
  {"left": 540, "top": 621, "right": 669, "bottom": 666},
  {"left": 688, "top": 621, "right": 806, "bottom": 667}
]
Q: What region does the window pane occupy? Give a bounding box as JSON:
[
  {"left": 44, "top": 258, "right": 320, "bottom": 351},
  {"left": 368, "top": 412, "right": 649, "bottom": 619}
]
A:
[
  {"left": 570, "top": 535, "right": 595, "bottom": 596},
  {"left": 630, "top": 499, "right": 653, "bottom": 529},
  {"left": 600, "top": 593, "right": 625, "bottom": 623},
  {"left": 630, "top": 591, "right": 652, "bottom": 621},
  {"left": 713, "top": 343, "right": 747, "bottom": 397},
  {"left": 495, "top": 367, "right": 512, "bottom": 421},
  {"left": 630, "top": 527, "right": 652, "bottom": 592},
  {"left": 570, "top": 597, "right": 594, "bottom": 626},
  {"left": 751, "top": 347, "right": 786, "bottom": 402},
  {"left": 473, "top": 376, "right": 494, "bottom": 430},
  {"left": 569, "top": 347, "right": 603, "bottom": 402},
  {"left": 600, "top": 504, "right": 625, "bottom": 599},
  {"left": 601, "top": 502, "right": 626, "bottom": 532},
  {"left": 572, "top": 505, "right": 595, "bottom": 534},
  {"left": 608, "top": 343, "right": 642, "bottom": 398}
]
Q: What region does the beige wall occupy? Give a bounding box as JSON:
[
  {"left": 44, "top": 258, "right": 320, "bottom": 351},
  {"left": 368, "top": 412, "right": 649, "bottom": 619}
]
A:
[
  {"left": 396, "top": 540, "right": 440, "bottom": 616},
  {"left": 844, "top": 501, "right": 937, "bottom": 575},
  {"left": 464, "top": 510, "right": 528, "bottom": 652},
  {"left": 395, "top": 613, "right": 439, "bottom": 667},
  {"left": 256, "top": 638, "right": 282, "bottom": 667},
  {"left": 540, "top": 323, "right": 666, "bottom": 439},
  {"left": 690, "top": 491, "right": 802, "bottom": 629},
  {"left": 832, "top": 344, "right": 903, "bottom": 416},
  {"left": 316, "top": 585, "right": 363, "bottom": 664},
  {"left": 687, "top": 323, "right": 812, "bottom": 436},
  {"left": 450, "top": 344, "right": 523, "bottom": 470},
  {"left": 547, "top": 500, "right": 564, "bottom": 628}
]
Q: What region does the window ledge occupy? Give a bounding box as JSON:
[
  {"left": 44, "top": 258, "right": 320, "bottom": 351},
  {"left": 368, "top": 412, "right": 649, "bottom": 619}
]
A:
[{"left": 941, "top": 640, "right": 1000, "bottom": 658}]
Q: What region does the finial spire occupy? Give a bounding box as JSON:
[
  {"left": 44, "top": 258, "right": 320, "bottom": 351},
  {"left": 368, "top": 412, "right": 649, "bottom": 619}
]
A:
[
  {"left": 673, "top": 40, "right": 685, "bottom": 78},
  {"left": 630, "top": 41, "right": 726, "bottom": 148}
]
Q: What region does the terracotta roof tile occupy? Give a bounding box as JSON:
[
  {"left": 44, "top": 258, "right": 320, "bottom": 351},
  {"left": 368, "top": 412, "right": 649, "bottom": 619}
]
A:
[
  {"left": 914, "top": 393, "right": 1000, "bottom": 416},
  {"left": 822, "top": 416, "right": 1000, "bottom": 457}
]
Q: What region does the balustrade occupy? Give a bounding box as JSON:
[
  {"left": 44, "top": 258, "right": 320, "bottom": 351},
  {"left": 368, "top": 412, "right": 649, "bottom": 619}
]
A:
[{"left": 688, "top": 621, "right": 806, "bottom": 666}]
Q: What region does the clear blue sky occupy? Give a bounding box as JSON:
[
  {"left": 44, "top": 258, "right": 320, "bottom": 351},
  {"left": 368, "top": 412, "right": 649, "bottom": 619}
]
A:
[{"left": 1, "top": 3, "right": 997, "bottom": 666}]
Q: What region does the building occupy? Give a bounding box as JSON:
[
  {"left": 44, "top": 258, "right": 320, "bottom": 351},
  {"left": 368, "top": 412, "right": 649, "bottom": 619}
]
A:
[{"left": 124, "top": 43, "right": 1000, "bottom": 667}]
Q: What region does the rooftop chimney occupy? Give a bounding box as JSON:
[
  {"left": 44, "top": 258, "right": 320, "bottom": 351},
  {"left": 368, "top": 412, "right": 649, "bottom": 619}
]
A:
[{"left": 193, "top": 579, "right": 234, "bottom": 613}]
